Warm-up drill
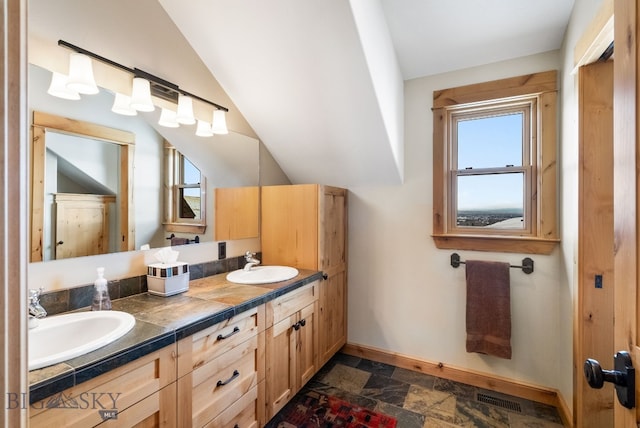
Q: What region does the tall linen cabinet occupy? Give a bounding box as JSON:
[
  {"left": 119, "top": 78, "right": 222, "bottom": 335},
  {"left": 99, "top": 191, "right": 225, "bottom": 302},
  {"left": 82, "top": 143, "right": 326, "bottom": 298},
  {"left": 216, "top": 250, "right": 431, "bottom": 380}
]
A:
[{"left": 261, "top": 184, "right": 348, "bottom": 367}]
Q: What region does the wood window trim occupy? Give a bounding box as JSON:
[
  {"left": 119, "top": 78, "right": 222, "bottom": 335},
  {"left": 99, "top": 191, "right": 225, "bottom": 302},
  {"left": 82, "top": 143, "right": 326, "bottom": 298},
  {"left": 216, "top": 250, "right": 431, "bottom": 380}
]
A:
[
  {"left": 432, "top": 71, "right": 559, "bottom": 255},
  {"left": 448, "top": 100, "right": 535, "bottom": 237},
  {"left": 163, "top": 142, "right": 207, "bottom": 234}
]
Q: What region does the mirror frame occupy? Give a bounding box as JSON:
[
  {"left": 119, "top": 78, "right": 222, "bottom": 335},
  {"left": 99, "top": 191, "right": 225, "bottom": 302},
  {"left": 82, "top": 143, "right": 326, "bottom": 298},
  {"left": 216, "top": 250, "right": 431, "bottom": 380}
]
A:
[{"left": 30, "top": 111, "right": 135, "bottom": 262}]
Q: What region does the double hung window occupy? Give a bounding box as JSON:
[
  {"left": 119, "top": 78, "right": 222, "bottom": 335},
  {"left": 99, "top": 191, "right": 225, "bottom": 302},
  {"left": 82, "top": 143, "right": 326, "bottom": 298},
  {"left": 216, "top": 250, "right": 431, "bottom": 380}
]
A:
[
  {"left": 164, "top": 143, "right": 207, "bottom": 233},
  {"left": 432, "top": 71, "right": 558, "bottom": 254}
]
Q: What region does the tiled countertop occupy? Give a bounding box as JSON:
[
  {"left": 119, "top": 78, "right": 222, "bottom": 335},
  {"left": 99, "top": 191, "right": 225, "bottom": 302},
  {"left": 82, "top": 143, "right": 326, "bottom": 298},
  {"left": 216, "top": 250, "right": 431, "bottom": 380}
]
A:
[{"left": 28, "top": 268, "right": 322, "bottom": 403}]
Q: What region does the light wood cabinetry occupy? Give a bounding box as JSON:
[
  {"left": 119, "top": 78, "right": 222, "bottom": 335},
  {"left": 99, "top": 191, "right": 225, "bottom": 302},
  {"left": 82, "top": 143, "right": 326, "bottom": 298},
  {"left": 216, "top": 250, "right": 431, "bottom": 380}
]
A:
[
  {"left": 214, "top": 186, "right": 259, "bottom": 240},
  {"left": 176, "top": 305, "right": 265, "bottom": 428},
  {"left": 265, "top": 282, "right": 319, "bottom": 419},
  {"left": 29, "top": 344, "right": 177, "bottom": 428},
  {"left": 261, "top": 184, "right": 348, "bottom": 366},
  {"left": 29, "top": 275, "right": 332, "bottom": 427}
]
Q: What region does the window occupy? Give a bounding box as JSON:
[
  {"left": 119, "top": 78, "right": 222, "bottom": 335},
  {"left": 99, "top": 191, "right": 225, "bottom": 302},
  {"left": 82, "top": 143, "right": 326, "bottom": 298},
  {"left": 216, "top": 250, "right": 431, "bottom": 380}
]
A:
[
  {"left": 164, "top": 143, "right": 207, "bottom": 233},
  {"left": 432, "top": 71, "right": 558, "bottom": 254}
]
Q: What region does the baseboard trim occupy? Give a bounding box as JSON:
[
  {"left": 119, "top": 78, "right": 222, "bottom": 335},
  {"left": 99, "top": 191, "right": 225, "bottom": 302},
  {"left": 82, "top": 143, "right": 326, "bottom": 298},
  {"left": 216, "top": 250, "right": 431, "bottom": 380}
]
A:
[{"left": 341, "top": 342, "right": 572, "bottom": 427}]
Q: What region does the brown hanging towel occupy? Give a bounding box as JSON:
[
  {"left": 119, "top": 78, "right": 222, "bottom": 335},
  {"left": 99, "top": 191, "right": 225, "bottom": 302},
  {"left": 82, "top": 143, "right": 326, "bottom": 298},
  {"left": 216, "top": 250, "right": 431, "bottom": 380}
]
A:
[
  {"left": 170, "top": 237, "right": 190, "bottom": 246},
  {"left": 465, "top": 260, "right": 512, "bottom": 359}
]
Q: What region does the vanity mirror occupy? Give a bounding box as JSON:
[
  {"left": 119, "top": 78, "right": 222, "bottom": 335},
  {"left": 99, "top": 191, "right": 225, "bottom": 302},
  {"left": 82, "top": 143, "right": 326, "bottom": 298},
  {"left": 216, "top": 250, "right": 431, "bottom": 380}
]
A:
[
  {"left": 28, "top": 63, "right": 260, "bottom": 263},
  {"left": 27, "top": 0, "right": 262, "bottom": 265}
]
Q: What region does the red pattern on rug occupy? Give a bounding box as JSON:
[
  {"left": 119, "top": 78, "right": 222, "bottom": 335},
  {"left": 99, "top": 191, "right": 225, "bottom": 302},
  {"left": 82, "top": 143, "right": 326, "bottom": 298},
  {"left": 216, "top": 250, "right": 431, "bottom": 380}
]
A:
[{"left": 275, "top": 391, "right": 397, "bottom": 428}]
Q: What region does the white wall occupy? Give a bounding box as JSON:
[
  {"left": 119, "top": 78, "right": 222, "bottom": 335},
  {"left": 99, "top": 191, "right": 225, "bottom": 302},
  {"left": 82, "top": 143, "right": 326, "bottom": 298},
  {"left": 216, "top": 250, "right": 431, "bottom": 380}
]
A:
[
  {"left": 349, "top": 0, "right": 404, "bottom": 179},
  {"left": 348, "top": 51, "right": 565, "bottom": 391}
]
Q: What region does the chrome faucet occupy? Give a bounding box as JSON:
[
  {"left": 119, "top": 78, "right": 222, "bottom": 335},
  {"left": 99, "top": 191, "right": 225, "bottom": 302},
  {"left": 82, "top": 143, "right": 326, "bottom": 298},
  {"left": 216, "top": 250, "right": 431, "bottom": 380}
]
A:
[
  {"left": 244, "top": 251, "right": 261, "bottom": 271},
  {"left": 28, "top": 288, "right": 47, "bottom": 320}
]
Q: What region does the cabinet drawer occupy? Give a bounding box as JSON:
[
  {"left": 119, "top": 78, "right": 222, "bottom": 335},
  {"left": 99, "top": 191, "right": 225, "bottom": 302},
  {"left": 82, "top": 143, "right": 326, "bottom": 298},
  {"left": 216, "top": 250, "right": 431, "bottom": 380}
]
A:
[
  {"left": 205, "top": 384, "right": 259, "bottom": 428},
  {"left": 180, "top": 336, "right": 259, "bottom": 427},
  {"left": 30, "top": 345, "right": 176, "bottom": 428},
  {"left": 178, "top": 305, "right": 263, "bottom": 378},
  {"left": 267, "top": 281, "right": 318, "bottom": 326},
  {"left": 99, "top": 383, "right": 175, "bottom": 427}
]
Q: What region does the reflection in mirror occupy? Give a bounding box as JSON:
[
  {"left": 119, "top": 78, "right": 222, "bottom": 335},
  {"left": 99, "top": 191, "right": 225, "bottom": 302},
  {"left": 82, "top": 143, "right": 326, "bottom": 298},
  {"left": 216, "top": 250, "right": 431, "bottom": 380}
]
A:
[
  {"left": 30, "top": 111, "right": 134, "bottom": 262},
  {"left": 28, "top": 63, "right": 260, "bottom": 263},
  {"left": 215, "top": 187, "right": 259, "bottom": 240},
  {"left": 179, "top": 157, "right": 202, "bottom": 220},
  {"left": 164, "top": 143, "right": 207, "bottom": 235}
]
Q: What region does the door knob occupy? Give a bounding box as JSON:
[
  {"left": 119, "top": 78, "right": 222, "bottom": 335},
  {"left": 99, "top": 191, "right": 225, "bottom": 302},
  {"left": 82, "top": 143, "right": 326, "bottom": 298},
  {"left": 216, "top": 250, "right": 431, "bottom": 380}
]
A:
[{"left": 584, "top": 351, "right": 635, "bottom": 409}]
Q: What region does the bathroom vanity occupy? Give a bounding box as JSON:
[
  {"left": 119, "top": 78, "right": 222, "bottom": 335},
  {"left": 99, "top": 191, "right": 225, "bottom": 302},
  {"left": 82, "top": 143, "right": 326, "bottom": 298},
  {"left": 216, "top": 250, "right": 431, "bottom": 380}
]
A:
[
  {"left": 28, "top": 271, "right": 331, "bottom": 427},
  {"left": 29, "top": 183, "right": 348, "bottom": 427}
]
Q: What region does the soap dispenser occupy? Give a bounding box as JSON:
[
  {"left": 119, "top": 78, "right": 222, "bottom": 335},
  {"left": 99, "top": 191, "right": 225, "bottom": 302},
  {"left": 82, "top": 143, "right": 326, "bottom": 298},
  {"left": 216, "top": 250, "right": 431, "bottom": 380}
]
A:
[{"left": 91, "top": 267, "right": 112, "bottom": 311}]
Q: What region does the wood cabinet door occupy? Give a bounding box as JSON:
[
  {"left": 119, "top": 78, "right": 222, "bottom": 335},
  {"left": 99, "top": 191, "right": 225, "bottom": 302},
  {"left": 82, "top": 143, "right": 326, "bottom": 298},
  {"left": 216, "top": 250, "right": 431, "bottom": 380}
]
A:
[
  {"left": 214, "top": 186, "right": 259, "bottom": 240},
  {"left": 318, "top": 186, "right": 348, "bottom": 365},
  {"left": 319, "top": 272, "right": 347, "bottom": 365},
  {"left": 261, "top": 184, "right": 319, "bottom": 269},
  {"left": 297, "top": 302, "right": 318, "bottom": 388},
  {"left": 265, "top": 313, "right": 297, "bottom": 419}
]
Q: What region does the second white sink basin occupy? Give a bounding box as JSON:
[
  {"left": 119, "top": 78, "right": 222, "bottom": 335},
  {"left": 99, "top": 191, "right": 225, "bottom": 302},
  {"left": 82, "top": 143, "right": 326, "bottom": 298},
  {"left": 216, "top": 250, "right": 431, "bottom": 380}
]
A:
[
  {"left": 29, "top": 310, "right": 136, "bottom": 370},
  {"left": 226, "top": 266, "right": 299, "bottom": 284}
]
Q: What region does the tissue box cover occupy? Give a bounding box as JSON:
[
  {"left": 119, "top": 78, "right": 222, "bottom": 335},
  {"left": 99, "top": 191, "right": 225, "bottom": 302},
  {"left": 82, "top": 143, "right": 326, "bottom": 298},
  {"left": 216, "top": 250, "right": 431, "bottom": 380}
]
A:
[{"left": 147, "top": 262, "right": 189, "bottom": 297}]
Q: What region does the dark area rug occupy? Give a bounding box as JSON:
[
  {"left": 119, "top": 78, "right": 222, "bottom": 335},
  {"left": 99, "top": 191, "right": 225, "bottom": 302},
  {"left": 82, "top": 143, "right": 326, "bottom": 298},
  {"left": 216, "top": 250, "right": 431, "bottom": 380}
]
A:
[{"left": 267, "top": 390, "right": 398, "bottom": 428}]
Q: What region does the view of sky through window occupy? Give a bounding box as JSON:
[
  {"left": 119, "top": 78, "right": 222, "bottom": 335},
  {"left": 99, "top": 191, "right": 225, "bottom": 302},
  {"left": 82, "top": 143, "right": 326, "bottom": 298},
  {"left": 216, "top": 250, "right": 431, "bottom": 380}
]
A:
[
  {"left": 456, "top": 112, "right": 524, "bottom": 213},
  {"left": 180, "top": 156, "right": 202, "bottom": 219},
  {"left": 182, "top": 156, "right": 201, "bottom": 185}
]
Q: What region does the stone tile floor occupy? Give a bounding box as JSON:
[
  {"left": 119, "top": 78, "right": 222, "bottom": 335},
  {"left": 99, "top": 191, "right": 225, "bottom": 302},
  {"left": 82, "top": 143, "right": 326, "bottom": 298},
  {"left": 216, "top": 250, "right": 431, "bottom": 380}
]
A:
[{"left": 267, "top": 352, "right": 565, "bottom": 427}]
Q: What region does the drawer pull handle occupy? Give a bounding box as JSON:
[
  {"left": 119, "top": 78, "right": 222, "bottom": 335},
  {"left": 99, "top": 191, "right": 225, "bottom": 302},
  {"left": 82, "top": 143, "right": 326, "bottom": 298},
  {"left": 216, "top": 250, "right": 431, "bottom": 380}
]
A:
[
  {"left": 217, "top": 370, "right": 240, "bottom": 387},
  {"left": 217, "top": 326, "right": 240, "bottom": 341}
]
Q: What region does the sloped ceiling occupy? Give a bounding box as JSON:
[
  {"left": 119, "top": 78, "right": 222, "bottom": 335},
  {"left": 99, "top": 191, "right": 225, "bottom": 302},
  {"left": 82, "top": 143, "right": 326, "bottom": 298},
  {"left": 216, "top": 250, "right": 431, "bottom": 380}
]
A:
[
  {"left": 160, "top": 0, "right": 574, "bottom": 188},
  {"left": 159, "top": 0, "right": 405, "bottom": 187},
  {"left": 30, "top": 0, "right": 575, "bottom": 189}
]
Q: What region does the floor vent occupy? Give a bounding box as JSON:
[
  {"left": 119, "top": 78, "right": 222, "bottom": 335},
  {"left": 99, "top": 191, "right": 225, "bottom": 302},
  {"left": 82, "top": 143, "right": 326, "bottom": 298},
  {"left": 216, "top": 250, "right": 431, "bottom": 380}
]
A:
[{"left": 476, "top": 393, "right": 522, "bottom": 413}]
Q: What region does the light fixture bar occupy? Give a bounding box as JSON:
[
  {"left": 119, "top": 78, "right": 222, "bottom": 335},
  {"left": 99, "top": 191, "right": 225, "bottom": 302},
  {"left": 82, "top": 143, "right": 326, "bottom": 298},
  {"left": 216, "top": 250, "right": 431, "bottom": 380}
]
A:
[{"left": 58, "top": 39, "right": 229, "bottom": 112}]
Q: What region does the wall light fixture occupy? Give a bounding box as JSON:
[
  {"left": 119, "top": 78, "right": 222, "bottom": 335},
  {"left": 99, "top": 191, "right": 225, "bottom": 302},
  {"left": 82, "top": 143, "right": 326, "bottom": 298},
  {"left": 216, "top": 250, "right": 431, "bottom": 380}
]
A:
[{"left": 49, "top": 39, "right": 229, "bottom": 136}]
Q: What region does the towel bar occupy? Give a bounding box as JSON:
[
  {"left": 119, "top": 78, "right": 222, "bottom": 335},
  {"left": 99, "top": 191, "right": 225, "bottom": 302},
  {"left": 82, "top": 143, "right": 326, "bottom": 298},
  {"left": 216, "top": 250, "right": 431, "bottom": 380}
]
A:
[
  {"left": 450, "top": 252, "right": 534, "bottom": 274},
  {"left": 166, "top": 233, "right": 200, "bottom": 244}
]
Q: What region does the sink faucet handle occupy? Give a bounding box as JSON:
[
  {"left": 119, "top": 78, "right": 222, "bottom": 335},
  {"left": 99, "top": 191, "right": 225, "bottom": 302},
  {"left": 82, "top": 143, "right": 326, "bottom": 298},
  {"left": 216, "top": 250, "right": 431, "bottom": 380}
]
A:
[
  {"left": 29, "top": 287, "right": 44, "bottom": 302},
  {"left": 245, "top": 251, "right": 256, "bottom": 260}
]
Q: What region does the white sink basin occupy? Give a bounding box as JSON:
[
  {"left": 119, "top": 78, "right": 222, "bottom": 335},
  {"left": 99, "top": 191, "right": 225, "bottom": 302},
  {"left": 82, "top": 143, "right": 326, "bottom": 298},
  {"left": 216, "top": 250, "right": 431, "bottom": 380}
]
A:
[
  {"left": 226, "top": 266, "right": 299, "bottom": 284},
  {"left": 29, "top": 311, "right": 135, "bottom": 370}
]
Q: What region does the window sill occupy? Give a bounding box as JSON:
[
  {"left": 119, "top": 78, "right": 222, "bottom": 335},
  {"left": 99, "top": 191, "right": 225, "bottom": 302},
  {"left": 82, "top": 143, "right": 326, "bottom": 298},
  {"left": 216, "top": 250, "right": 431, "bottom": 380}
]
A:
[
  {"left": 164, "top": 223, "right": 207, "bottom": 234},
  {"left": 432, "top": 234, "right": 559, "bottom": 255}
]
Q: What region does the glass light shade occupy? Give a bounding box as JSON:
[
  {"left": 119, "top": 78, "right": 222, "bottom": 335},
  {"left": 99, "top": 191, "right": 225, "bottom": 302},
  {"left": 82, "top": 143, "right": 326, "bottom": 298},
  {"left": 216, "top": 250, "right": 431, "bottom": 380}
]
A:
[
  {"left": 66, "top": 53, "right": 99, "bottom": 95},
  {"left": 158, "top": 108, "right": 179, "bottom": 128},
  {"left": 195, "top": 120, "right": 213, "bottom": 137},
  {"left": 47, "top": 72, "right": 80, "bottom": 100},
  {"left": 111, "top": 93, "right": 137, "bottom": 116},
  {"left": 212, "top": 110, "right": 228, "bottom": 134},
  {"left": 176, "top": 94, "right": 196, "bottom": 125},
  {"left": 130, "top": 77, "right": 155, "bottom": 112}
]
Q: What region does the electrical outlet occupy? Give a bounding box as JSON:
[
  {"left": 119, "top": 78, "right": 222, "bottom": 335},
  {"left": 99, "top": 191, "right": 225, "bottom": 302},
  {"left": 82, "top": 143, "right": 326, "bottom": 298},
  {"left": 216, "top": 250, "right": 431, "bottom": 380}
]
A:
[{"left": 218, "top": 242, "right": 226, "bottom": 260}]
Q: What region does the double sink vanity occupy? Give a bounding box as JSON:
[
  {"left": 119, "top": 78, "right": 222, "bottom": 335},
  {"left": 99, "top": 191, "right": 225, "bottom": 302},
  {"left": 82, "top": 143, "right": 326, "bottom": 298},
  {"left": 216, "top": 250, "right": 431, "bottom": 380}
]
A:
[
  {"left": 28, "top": 266, "right": 335, "bottom": 427},
  {"left": 29, "top": 183, "right": 349, "bottom": 427}
]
